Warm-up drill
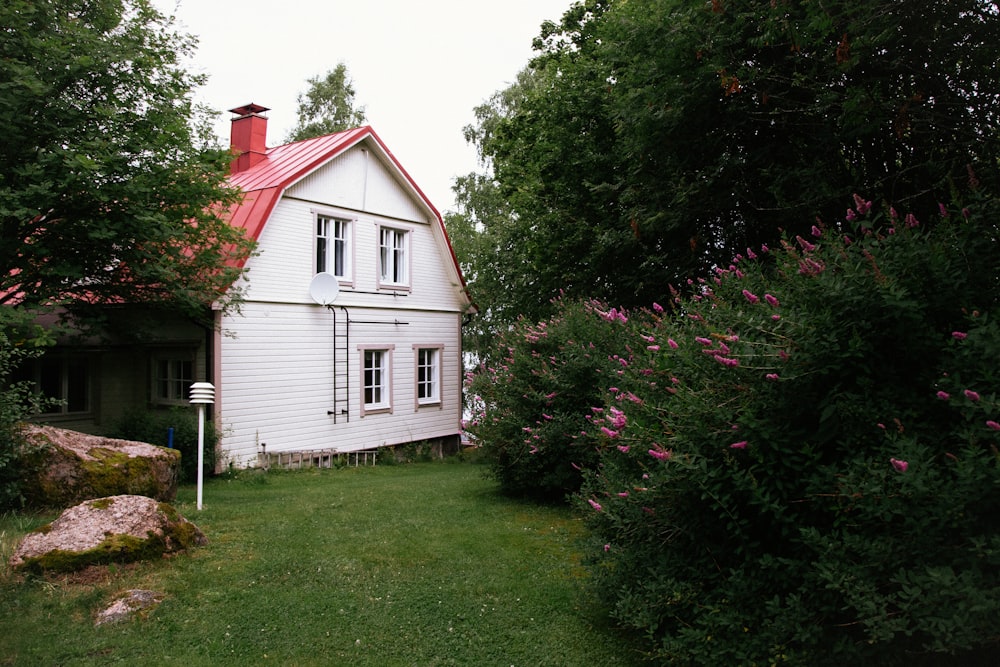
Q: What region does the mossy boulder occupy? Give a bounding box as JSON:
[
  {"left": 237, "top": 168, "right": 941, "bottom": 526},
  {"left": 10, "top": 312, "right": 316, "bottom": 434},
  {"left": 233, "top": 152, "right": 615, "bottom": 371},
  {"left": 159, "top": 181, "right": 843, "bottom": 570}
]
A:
[
  {"left": 8, "top": 495, "right": 207, "bottom": 573},
  {"left": 19, "top": 424, "right": 181, "bottom": 507}
]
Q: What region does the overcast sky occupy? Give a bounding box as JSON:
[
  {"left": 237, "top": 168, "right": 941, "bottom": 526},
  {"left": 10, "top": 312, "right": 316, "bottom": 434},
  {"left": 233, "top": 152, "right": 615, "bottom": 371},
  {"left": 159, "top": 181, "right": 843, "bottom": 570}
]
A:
[{"left": 154, "top": 0, "right": 571, "bottom": 213}]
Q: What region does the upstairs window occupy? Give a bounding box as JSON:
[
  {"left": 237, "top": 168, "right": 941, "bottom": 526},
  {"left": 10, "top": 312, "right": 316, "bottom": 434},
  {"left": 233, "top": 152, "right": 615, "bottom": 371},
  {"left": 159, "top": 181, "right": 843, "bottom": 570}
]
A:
[
  {"left": 378, "top": 226, "right": 408, "bottom": 287},
  {"left": 316, "top": 215, "right": 351, "bottom": 278}
]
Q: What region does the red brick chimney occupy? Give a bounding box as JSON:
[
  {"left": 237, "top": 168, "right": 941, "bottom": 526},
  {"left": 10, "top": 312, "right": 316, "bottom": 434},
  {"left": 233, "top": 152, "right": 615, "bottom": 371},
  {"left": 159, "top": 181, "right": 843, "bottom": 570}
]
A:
[{"left": 229, "top": 103, "right": 270, "bottom": 173}]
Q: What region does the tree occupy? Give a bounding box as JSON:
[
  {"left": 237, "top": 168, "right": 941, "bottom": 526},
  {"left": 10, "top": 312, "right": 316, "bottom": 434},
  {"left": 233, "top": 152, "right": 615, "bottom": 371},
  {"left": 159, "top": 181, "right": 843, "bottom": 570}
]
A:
[
  {"left": 286, "top": 63, "right": 368, "bottom": 142},
  {"left": 458, "top": 0, "right": 1000, "bottom": 328},
  {"left": 0, "top": 0, "right": 255, "bottom": 323}
]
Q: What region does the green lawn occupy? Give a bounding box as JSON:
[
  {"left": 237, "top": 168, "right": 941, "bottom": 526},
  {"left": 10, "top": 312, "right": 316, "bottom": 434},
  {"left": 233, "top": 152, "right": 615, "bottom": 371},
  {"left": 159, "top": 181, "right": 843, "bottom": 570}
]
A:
[{"left": 0, "top": 461, "right": 641, "bottom": 666}]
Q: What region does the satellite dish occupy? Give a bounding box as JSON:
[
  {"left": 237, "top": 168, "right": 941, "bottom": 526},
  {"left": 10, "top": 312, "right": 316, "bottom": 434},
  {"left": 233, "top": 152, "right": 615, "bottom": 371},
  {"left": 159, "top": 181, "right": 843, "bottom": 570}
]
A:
[{"left": 309, "top": 272, "right": 340, "bottom": 306}]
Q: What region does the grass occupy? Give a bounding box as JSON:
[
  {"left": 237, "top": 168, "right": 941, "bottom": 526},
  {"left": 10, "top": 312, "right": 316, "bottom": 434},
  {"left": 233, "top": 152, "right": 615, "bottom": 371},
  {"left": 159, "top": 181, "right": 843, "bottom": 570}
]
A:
[{"left": 0, "top": 461, "right": 642, "bottom": 666}]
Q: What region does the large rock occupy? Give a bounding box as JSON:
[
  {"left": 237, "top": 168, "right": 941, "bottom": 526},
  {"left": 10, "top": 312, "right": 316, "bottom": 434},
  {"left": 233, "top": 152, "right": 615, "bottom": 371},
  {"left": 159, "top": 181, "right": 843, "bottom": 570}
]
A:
[
  {"left": 8, "top": 495, "right": 206, "bottom": 573},
  {"left": 19, "top": 424, "right": 181, "bottom": 506}
]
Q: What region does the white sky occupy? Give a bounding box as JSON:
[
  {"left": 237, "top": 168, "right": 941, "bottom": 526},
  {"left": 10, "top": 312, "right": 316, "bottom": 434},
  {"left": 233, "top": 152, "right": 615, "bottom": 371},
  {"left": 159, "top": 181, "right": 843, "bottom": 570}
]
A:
[{"left": 153, "top": 0, "right": 571, "bottom": 213}]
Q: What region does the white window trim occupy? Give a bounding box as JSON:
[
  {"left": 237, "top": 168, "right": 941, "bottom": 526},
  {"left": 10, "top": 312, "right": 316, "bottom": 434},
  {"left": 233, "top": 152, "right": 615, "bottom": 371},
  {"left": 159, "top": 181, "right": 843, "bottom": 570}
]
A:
[
  {"left": 376, "top": 224, "right": 411, "bottom": 291},
  {"left": 314, "top": 211, "right": 355, "bottom": 287},
  {"left": 151, "top": 355, "right": 195, "bottom": 406},
  {"left": 359, "top": 344, "right": 394, "bottom": 416},
  {"left": 413, "top": 344, "right": 444, "bottom": 409}
]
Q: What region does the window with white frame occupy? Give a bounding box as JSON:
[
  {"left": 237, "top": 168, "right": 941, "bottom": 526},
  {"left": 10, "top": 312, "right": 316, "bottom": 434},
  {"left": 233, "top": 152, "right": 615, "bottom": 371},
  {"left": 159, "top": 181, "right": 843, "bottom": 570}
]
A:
[
  {"left": 378, "top": 226, "right": 408, "bottom": 286},
  {"left": 362, "top": 347, "right": 392, "bottom": 413},
  {"left": 153, "top": 357, "right": 194, "bottom": 405},
  {"left": 316, "top": 215, "right": 351, "bottom": 278},
  {"left": 415, "top": 347, "right": 441, "bottom": 406}
]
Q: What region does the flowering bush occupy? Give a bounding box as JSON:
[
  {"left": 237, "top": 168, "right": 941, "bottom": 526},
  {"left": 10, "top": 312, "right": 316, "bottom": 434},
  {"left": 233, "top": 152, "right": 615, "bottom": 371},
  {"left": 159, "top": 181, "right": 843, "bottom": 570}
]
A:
[
  {"left": 578, "top": 196, "right": 1000, "bottom": 664},
  {"left": 464, "top": 298, "right": 637, "bottom": 500}
]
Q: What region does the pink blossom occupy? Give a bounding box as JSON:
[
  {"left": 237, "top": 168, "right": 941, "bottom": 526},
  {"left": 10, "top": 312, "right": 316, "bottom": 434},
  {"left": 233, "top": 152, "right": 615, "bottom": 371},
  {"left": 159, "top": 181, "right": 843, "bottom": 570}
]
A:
[
  {"left": 939, "top": 203, "right": 949, "bottom": 218},
  {"left": 766, "top": 373, "right": 780, "bottom": 381},
  {"left": 648, "top": 448, "right": 671, "bottom": 461},
  {"left": 588, "top": 499, "right": 603, "bottom": 511},
  {"left": 796, "top": 235, "right": 816, "bottom": 252},
  {"left": 747, "top": 248, "right": 758, "bottom": 260},
  {"left": 936, "top": 391, "right": 950, "bottom": 401},
  {"left": 729, "top": 441, "right": 748, "bottom": 450},
  {"left": 529, "top": 445, "right": 539, "bottom": 454},
  {"left": 696, "top": 336, "right": 713, "bottom": 346},
  {"left": 798, "top": 258, "right": 826, "bottom": 275},
  {"left": 846, "top": 208, "right": 857, "bottom": 222},
  {"left": 617, "top": 492, "right": 630, "bottom": 498},
  {"left": 764, "top": 294, "right": 780, "bottom": 307},
  {"left": 647, "top": 345, "right": 660, "bottom": 352},
  {"left": 964, "top": 389, "right": 981, "bottom": 402},
  {"left": 987, "top": 421, "right": 1000, "bottom": 431},
  {"left": 771, "top": 314, "right": 781, "bottom": 321},
  {"left": 905, "top": 213, "right": 919, "bottom": 228},
  {"left": 811, "top": 225, "right": 823, "bottom": 238},
  {"left": 853, "top": 194, "right": 872, "bottom": 215},
  {"left": 617, "top": 445, "right": 630, "bottom": 453},
  {"left": 890, "top": 458, "right": 909, "bottom": 473},
  {"left": 742, "top": 289, "right": 760, "bottom": 304},
  {"left": 952, "top": 331, "right": 968, "bottom": 340},
  {"left": 600, "top": 426, "right": 619, "bottom": 439},
  {"left": 760, "top": 244, "right": 769, "bottom": 253},
  {"left": 542, "top": 413, "right": 553, "bottom": 421},
  {"left": 714, "top": 354, "right": 740, "bottom": 368},
  {"left": 667, "top": 338, "right": 679, "bottom": 349},
  {"left": 604, "top": 543, "right": 611, "bottom": 552}
]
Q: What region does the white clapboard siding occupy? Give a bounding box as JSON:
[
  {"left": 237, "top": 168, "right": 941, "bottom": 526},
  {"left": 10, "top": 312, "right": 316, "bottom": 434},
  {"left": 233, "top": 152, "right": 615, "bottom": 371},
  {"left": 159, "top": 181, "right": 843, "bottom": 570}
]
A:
[
  {"left": 219, "top": 303, "right": 463, "bottom": 466},
  {"left": 284, "top": 147, "right": 427, "bottom": 223}
]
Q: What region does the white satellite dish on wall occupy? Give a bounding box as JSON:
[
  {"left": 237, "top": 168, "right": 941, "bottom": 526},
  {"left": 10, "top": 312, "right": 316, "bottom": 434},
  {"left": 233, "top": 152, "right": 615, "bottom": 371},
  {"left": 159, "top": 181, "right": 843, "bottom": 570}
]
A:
[{"left": 309, "top": 272, "right": 340, "bottom": 306}]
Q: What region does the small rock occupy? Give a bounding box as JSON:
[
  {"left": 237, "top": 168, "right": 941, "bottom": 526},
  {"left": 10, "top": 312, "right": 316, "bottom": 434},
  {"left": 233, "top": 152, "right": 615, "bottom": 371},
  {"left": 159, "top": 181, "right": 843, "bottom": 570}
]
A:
[{"left": 95, "top": 589, "right": 164, "bottom": 626}]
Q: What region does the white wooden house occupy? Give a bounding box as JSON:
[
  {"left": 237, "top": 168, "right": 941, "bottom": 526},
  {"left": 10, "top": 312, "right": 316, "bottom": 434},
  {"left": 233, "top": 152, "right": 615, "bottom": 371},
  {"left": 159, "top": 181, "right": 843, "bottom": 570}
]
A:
[
  {"left": 213, "top": 104, "right": 474, "bottom": 466},
  {"left": 18, "top": 104, "right": 474, "bottom": 468}
]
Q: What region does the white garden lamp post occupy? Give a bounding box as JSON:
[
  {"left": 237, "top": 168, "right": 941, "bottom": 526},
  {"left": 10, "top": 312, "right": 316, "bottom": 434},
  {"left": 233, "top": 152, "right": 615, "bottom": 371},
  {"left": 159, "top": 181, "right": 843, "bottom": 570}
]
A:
[{"left": 189, "top": 382, "right": 215, "bottom": 510}]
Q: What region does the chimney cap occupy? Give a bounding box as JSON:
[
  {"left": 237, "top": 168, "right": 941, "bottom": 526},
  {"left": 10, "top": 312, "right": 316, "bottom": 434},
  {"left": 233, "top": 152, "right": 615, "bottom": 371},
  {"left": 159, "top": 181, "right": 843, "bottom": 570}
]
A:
[{"left": 229, "top": 103, "right": 270, "bottom": 117}]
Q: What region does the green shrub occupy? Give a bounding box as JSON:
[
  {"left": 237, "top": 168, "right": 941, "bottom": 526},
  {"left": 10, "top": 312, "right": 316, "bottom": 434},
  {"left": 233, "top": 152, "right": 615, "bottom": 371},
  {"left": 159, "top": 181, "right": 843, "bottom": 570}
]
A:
[
  {"left": 577, "top": 195, "right": 1000, "bottom": 664},
  {"left": 0, "top": 316, "right": 54, "bottom": 510},
  {"left": 465, "top": 298, "right": 633, "bottom": 500},
  {"left": 109, "top": 407, "right": 217, "bottom": 483}
]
